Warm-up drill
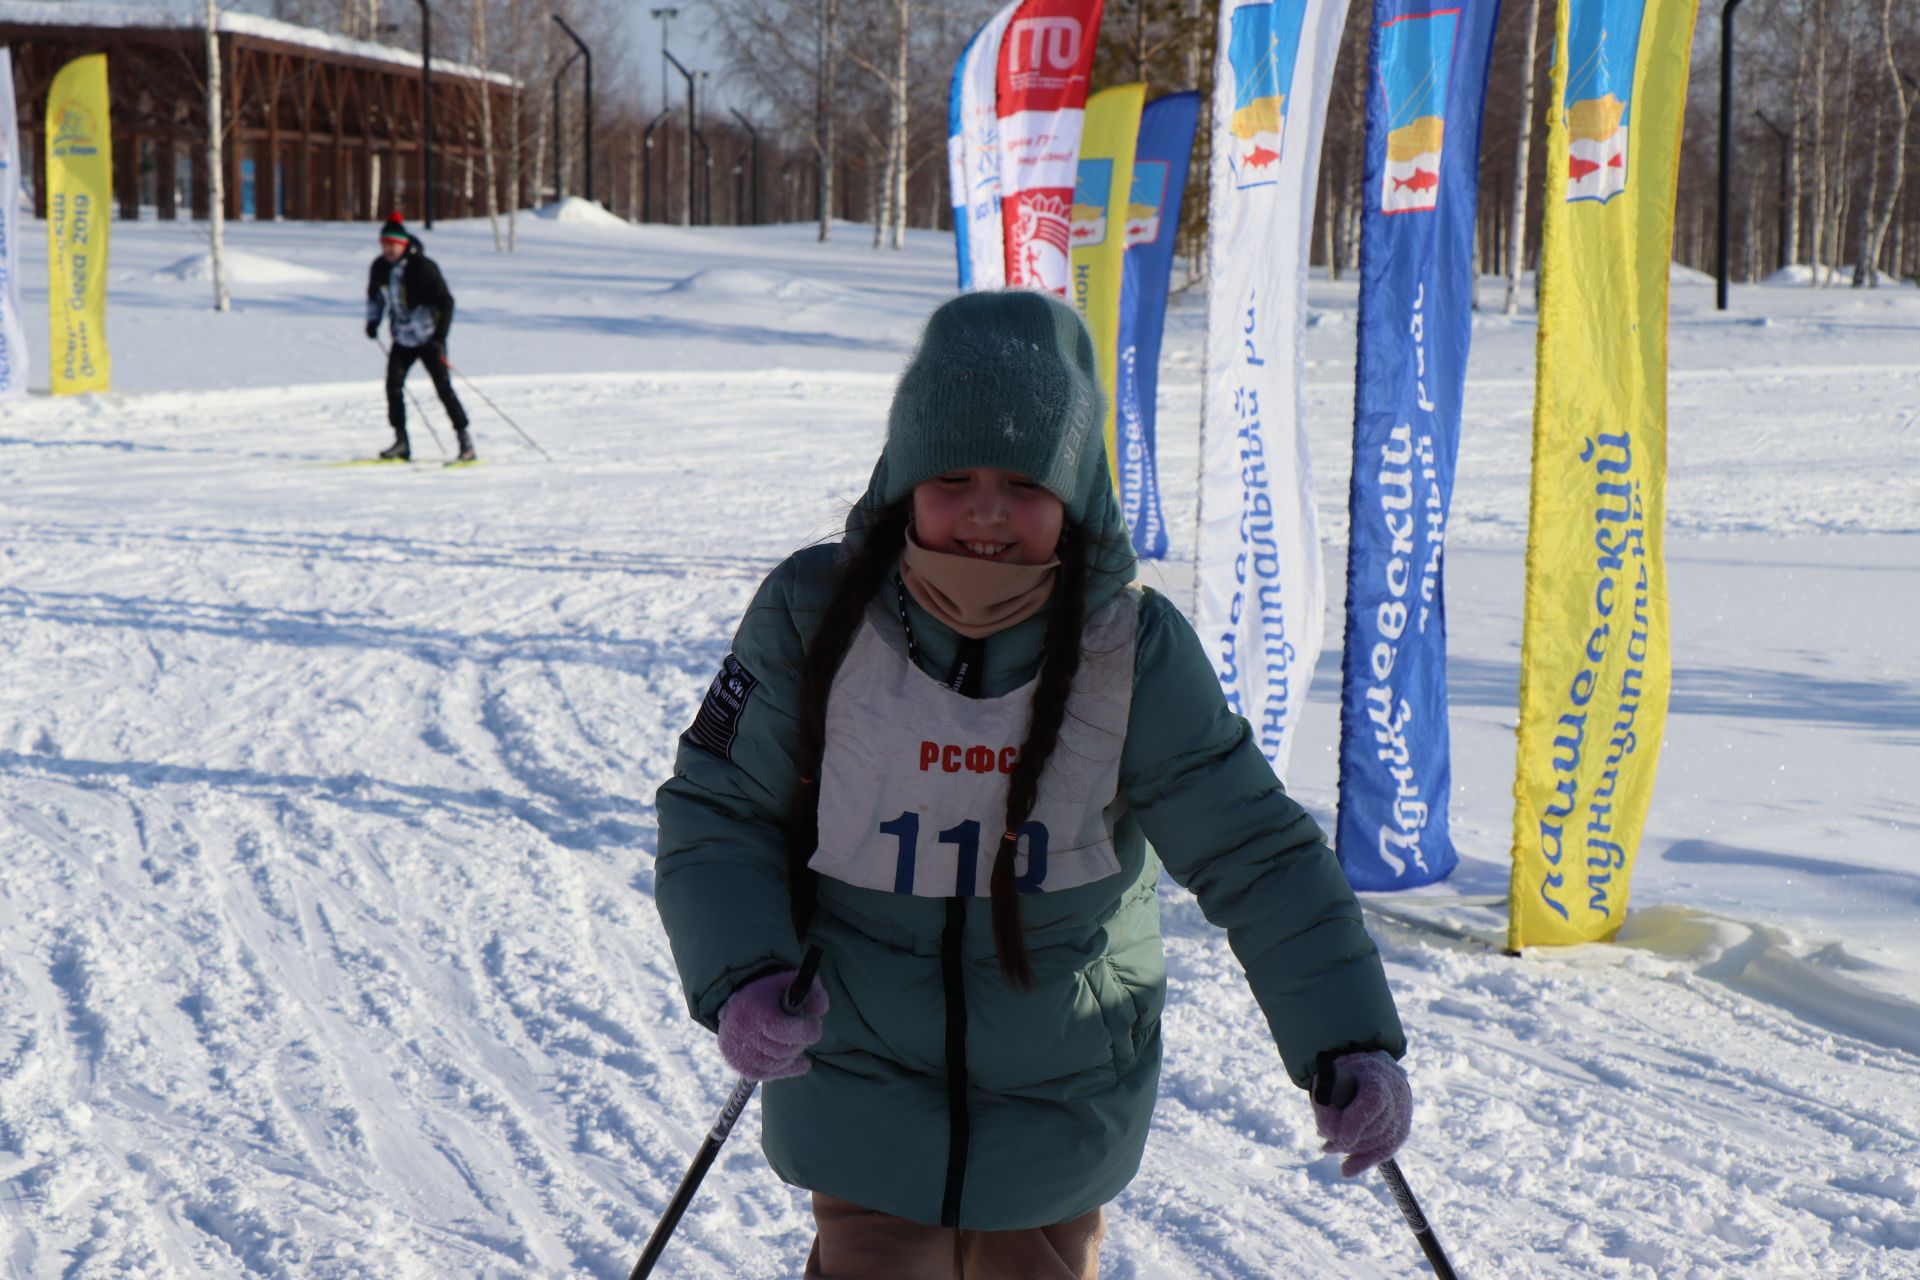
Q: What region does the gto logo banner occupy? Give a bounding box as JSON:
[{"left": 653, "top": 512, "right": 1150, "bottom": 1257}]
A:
[
  {"left": 995, "top": 0, "right": 1105, "bottom": 295},
  {"left": 1005, "top": 15, "right": 1082, "bottom": 77}
]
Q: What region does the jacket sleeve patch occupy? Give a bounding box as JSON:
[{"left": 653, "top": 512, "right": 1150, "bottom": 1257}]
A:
[{"left": 687, "top": 654, "right": 759, "bottom": 760}]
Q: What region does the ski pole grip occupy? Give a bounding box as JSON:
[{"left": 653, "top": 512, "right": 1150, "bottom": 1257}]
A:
[
  {"left": 1312, "top": 1052, "right": 1359, "bottom": 1109},
  {"left": 781, "top": 946, "right": 825, "bottom": 1017}
]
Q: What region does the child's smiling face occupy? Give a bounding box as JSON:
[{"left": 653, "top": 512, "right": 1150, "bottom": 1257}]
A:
[{"left": 911, "top": 467, "right": 1064, "bottom": 566}]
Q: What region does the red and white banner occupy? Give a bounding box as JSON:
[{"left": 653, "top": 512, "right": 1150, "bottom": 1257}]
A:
[{"left": 995, "top": 0, "right": 1105, "bottom": 295}]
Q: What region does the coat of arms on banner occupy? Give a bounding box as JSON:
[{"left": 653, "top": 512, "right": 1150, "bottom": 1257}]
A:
[
  {"left": 51, "top": 101, "right": 102, "bottom": 159},
  {"left": 1378, "top": 9, "right": 1460, "bottom": 215},
  {"left": 1071, "top": 158, "right": 1110, "bottom": 246},
  {"left": 1225, "top": 0, "right": 1309, "bottom": 189},
  {"left": 1564, "top": 0, "right": 1645, "bottom": 203},
  {"left": 1124, "top": 160, "right": 1167, "bottom": 245}
]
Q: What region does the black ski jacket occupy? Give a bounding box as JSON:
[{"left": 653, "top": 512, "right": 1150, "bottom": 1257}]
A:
[{"left": 365, "top": 236, "right": 455, "bottom": 348}]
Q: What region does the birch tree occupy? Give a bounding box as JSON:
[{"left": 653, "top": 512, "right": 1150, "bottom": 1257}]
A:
[
  {"left": 1504, "top": 0, "right": 1543, "bottom": 314},
  {"left": 205, "top": 0, "right": 230, "bottom": 312},
  {"left": 842, "top": 0, "right": 910, "bottom": 249},
  {"left": 1857, "top": 0, "right": 1915, "bottom": 284},
  {"left": 470, "top": 0, "right": 503, "bottom": 251}
]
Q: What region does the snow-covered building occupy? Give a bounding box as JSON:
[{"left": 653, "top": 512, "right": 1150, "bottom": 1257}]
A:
[{"left": 2, "top": 0, "right": 521, "bottom": 223}]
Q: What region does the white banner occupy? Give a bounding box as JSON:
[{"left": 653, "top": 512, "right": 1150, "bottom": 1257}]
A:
[
  {"left": 0, "top": 47, "right": 26, "bottom": 400},
  {"left": 948, "top": 1, "right": 1019, "bottom": 290},
  {"left": 1197, "top": 0, "right": 1349, "bottom": 775}
]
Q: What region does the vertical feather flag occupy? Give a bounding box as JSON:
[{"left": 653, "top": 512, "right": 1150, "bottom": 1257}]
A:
[
  {"left": 46, "top": 53, "right": 112, "bottom": 395},
  {"left": 997, "top": 0, "right": 1105, "bottom": 295},
  {"left": 949, "top": 1, "right": 1021, "bottom": 289},
  {"left": 1335, "top": 0, "right": 1501, "bottom": 890},
  {"left": 1508, "top": 0, "right": 1695, "bottom": 948},
  {"left": 1198, "top": 0, "right": 1350, "bottom": 775},
  {"left": 1115, "top": 92, "right": 1199, "bottom": 560},
  {"left": 1070, "top": 84, "right": 1145, "bottom": 494},
  {"left": 0, "top": 48, "right": 28, "bottom": 400}
]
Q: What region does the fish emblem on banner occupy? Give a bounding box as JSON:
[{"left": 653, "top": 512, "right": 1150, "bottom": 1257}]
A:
[
  {"left": 1225, "top": 1, "right": 1309, "bottom": 189},
  {"left": 1378, "top": 8, "right": 1460, "bottom": 214},
  {"left": 1123, "top": 160, "right": 1167, "bottom": 244},
  {"left": 1071, "top": 158, "right": 1111, "bottom": 245},
  {"left": 1564, "top": 0, "right": 1644, "bottom": 203}
]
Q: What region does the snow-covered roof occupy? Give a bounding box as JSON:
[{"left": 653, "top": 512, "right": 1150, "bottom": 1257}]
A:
[{"left": 0, "top": 0, "right": 517, "bottom": 87}]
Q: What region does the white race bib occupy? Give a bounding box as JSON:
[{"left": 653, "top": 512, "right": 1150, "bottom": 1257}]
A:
[{"left": 811, "top": 591, "right": 1138, "bottom": 897}]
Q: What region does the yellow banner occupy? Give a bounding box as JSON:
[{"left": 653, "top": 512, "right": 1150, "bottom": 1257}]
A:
[
  {"left": 47, "top": 54, "right": 111, "bottom": 395},
  {"left": 1068, "top": 83, "right": 1144, "bottom": 490},
  {"left": 1508, "top": 0, "right": 1695, "bottom": 949}
]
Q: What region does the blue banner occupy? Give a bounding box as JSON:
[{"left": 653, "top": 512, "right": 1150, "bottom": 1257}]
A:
[
  {"left": 1114, "top": 91, "right": 1197, "bottom": 560},
  {"left": 1335, "top": 0, "right": 1499, "bottom": 890}
]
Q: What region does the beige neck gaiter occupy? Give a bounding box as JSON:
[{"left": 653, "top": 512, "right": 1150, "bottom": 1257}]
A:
[{"left": 898, "top": 532, "right": 1060, "bottom": 639}]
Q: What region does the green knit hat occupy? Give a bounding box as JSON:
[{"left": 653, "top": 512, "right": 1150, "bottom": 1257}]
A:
[{"left": 876, "top": 289, "right": 1106, "bottom": 523}]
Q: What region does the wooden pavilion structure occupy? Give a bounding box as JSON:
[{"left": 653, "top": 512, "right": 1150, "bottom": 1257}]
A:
[{"left": 2, "top": 1, "right": 522, "bottom": 222}]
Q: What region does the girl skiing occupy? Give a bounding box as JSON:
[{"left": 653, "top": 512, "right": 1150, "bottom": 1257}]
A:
[{"left": 655, "top": 291, "right": 1410, "bottom": 1278}]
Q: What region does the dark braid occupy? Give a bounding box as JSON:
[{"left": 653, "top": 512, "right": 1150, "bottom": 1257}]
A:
[
  {"left": 787, "top": 501, "right": 911, "bottom": 935},
  {"left": 988, "top": 527, "right": 1091, "bottom": 987}
]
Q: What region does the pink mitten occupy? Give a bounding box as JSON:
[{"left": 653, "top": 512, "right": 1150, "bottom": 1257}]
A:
[
  {"left": 718, "top": 969, "right": 830, "bottom": 1081},
  {"left": 1312, "top": 1050, "right": 1412, "bottom": 1177}
]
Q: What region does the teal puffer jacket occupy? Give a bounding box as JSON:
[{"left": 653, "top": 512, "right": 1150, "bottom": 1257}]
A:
[{"left": 654, "top": 535, "right": 1406, "bottom": 1230}]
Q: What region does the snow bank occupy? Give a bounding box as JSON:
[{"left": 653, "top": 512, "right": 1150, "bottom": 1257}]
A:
[
  {"left": 534, "top": 197, "right": 630, "bottom": 228},
  {"left": 1669, "top": 261, "right": 1715, "bottom": 284},
  {"left": 1618, "top": 904, "right": 1920, "bottom": 1056},
  {"left": 154, "top": 250, "right": 333, "bottom": 285},
  {"left": 664, "top": 267, "right": 848, "bottom": 305},
  {"left": 1762, "top": 263, "right": 1856, "bottom": 286}
]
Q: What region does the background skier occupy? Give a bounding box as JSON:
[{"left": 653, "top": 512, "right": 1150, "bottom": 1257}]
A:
[
  {"left": 655, "top": 290, "right": 1412, "bottom": 1278},
  {"left": 365, "top": 214, "right": 474, "bottom": 462}
]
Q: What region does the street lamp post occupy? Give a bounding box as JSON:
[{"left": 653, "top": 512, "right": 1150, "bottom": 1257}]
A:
[
  {"left": 730, "top": 107, "right": 758, "bottom": 225},
  {"left": 643, "top": 108, "right": 671, "bottom": 223},
  {"left": 552, "top": 50, "right": 581, "bottom": 202},
  {"left": 416, "top": 0, "right": 432, "bottom": 226},
  {"left": 648, "top": 7, "right": 678, "bottom": 115},
  {"left": 552, "top": 14, "right": 594, "bottom": 205},
  {"left": 1717, "top": 0, "right": 1746, "bottom": 311},
  {"left": 698, "top": 71, "right": 712, "bottom": 225},
  {"left": 663, "top": 48, "right": 698, "bottom": 227}
]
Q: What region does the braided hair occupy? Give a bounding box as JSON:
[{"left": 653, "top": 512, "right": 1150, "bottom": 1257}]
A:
[{"left": 790, "top": 501, "right": 1093, "bottom": 987}]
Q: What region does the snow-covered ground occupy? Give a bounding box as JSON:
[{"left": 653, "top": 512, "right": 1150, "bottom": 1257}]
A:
[{"left": 2, "top": 208, "right": 1918, "bottom": 1278}]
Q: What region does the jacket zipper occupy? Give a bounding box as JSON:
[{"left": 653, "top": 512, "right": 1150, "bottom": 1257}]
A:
[{"left": 939, "top": 895, "right": 971, "bottom": 1228}]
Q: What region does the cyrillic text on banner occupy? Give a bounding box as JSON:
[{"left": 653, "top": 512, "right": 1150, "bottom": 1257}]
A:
[
  {"left": 1335, "top": 0, "right": 1501, "bottom": 890},
  {"left": 1509, "top": 0, "right": 1694, "bottom": 948},
  {"left": 997, "top": 0, "right": 1105, "bottom": 295},
  {"left": 1198, "top": 0, "right": 1349, "bottom": 776},
  {"left": 949, "top": 0, "right": 1020, "bottom": 289},
  {"left": 1115, "top": 91, "right": 1199, "bottom": 561},
  {"left": 1069, "top": 83, "right": 1144, "bottom": 493}
]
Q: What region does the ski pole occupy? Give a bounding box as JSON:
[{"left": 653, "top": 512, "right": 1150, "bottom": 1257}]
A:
[
  {"left": 441, "top": 358, "right": 554, "bottom": 461},
  {"left": 1376, "top": 1159, "right": 1457, "bottom": 1280},
  {"left": 377, "top": 338, "right": 449, "bottom": 459},
  {"left": 1314, "top": 1058, "right": 1460, "bottom": 1280},
  {"left": 629, "top": 946, "right": 824, "bottom": 1280}
]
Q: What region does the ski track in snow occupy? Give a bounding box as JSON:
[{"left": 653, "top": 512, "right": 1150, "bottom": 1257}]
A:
[{"left": 4, "top": 219, "right": 1919, "bottom": 1277}]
